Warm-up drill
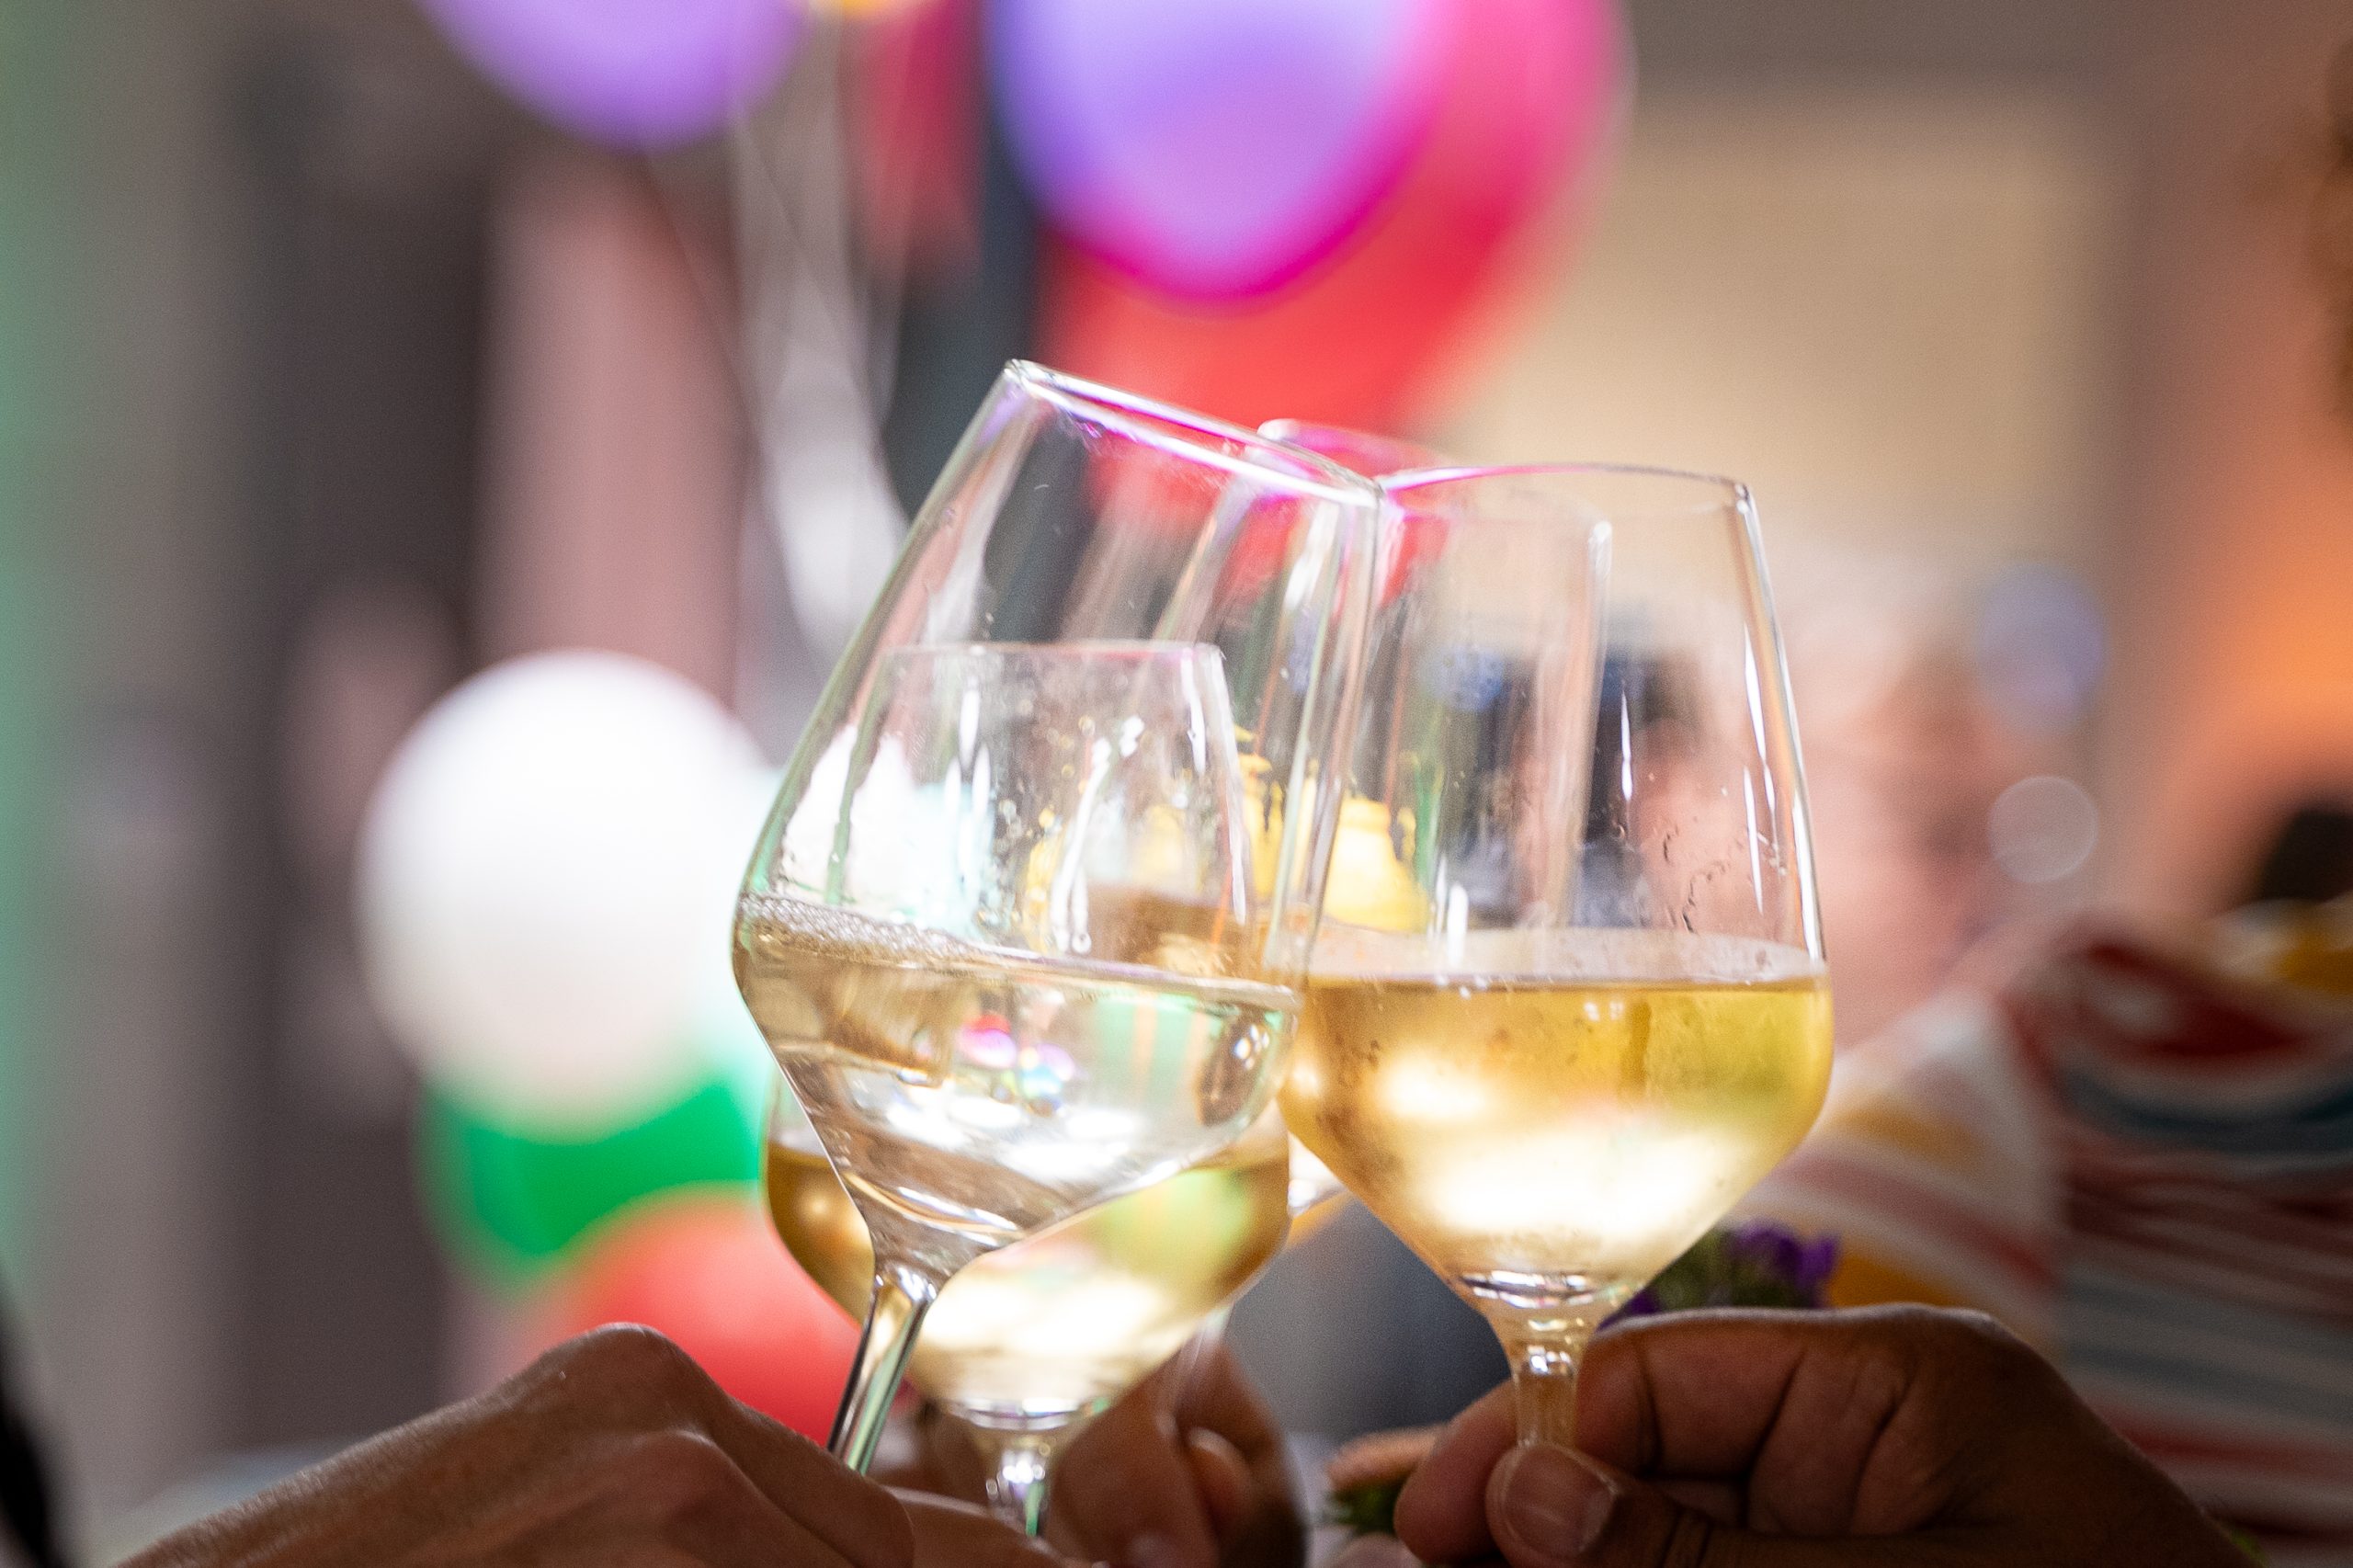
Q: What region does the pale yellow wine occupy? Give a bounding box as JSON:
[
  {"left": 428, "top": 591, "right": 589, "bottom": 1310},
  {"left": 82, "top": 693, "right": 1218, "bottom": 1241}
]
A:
[
  {"left": 1282, "top": 929, "right": 1832, "bottom": 1302},
  {"left": 734, "top": 893, "right": 1292, "bottom": 1250},
  {"left": 765, "top": 1132, "right": 1290, "bottom": 1421}
]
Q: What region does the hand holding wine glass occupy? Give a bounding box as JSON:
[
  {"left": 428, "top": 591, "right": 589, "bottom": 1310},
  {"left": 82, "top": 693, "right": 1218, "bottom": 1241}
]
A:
[
  {"left": 764, "top": 1077, "right": 1295, "bottom": 1532},
  {"left": 733, "top": 365, "right": 1380, "bottom": 1474},
  {"left": 1279, "top": 460, "right": 1832, "bottom": 1449}
]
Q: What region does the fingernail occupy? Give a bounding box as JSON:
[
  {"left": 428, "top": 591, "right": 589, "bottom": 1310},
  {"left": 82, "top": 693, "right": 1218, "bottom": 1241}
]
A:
[
  {"left": 1497, "top": 1444, "right": 1617, "bottom": 1560},
  {"left": 1328, "top": 1537, "right": 1417, "bottom": 1568}
]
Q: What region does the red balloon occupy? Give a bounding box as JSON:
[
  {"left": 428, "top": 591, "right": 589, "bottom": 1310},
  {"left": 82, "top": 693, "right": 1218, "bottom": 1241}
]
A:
[
  {"left": 1038, "top": 0, "right": 1625, "bottom": 432},
  {"left": 537, "top": 1188, "right": 861, "bottom": 1441}
]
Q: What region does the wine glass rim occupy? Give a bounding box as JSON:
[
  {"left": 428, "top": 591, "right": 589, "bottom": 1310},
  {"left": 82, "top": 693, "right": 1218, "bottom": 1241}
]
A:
[
  {"left": 883, "top": 637, "right": 1224, "bottom": 665},
  {"left": 1381, "top": 460, "right": 1752, "bottom": 510},
  {"left": 1005, "top": 360, "right": 1377, "bottom": 506}
]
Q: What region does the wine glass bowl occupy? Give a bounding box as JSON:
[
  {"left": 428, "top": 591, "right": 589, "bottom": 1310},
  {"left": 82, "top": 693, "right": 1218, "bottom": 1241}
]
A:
[
  {"left": 733, "top": 364, "right": 1379, "bottom": 1472},
  {"left": 1278, "top": 462, "right": 1832, "bottom": 1447},
  {"left": 740, "top": 642, "right": 1285, "bottom": 1279}
]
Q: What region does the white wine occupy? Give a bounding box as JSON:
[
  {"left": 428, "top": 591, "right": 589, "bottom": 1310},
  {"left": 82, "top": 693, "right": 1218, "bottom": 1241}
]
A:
[
  {"left": 766, "top": 1131, "right": 1291, "bottom": 1422},
  {"left": 735, "top": 893, "right": 1294, "bottom": 1255},
  {"left": 1283, "top": 928, "right": 1831, "bottom": 1306}
]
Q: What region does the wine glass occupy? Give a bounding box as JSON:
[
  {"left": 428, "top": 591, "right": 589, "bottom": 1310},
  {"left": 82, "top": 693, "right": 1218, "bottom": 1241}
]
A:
[
  {"left": 763, "top": 1077, "right": 1293, "bottom": 1530},
  {"left": 1277, "top": 462, "right": 1833, "bottom": 1449},
  {"left": 736, "top": 364, "right": 1380, "bottom": 1470}
]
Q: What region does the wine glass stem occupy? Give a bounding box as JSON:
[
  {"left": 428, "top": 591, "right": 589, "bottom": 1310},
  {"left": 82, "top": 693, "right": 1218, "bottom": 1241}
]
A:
[
  {"left": 1507, "top": 1338, "right": 1586, "bottom": 1448},
  {"left": 1491, "top": 1300, "right": 1612, "bottom": 1449},
  {"left": 967, "top": 1426, "right": 1067, "bottom": 1536},
  {"left": 828, "top": 1266, "right": 938, "bottom": 1471}
]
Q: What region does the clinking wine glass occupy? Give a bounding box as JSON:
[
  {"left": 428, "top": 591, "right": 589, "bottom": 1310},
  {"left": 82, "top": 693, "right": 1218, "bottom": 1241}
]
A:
[
  {"left": 1275, "top": 460, "right": 1833, "bottom": 1449},
  {"left": 734, "top": 365, "right": 1380, "bottom": 1471},
  {"left": 738, "top": 642, "right": 1292, "bottom": 1468}
]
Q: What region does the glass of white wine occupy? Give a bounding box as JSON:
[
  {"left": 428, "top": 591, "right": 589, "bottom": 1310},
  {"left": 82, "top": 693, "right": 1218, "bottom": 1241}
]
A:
[
  {"left": 762, "top": 1078, "right": 1293, "bottom": 1530},
  {"left": 735, "top": 365, "right": 1380, "bottom": 1471},
  {"left": 1278, "top": 460, "right": 1833, "bottom": 1449}
]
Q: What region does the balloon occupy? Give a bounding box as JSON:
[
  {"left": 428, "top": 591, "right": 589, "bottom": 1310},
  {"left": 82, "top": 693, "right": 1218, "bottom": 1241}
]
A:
[
  {"left": 357, "top": 652, "right": 767, "bottom": 1135},
  {"left": 420, "top": 1074, "right": 760, "bottom": 1278},
  {"left": 1039, "top": 0, "right": 1627, "bottom": 431},
  {"left": 418, "top": 0, "right": 804, "bottom": 149},
  {"left": 991, "top": 0, "right": 1446, "bottom": 301},
  {"left": 538, "top": 1189, "right": 861, "bottom": 1440}
]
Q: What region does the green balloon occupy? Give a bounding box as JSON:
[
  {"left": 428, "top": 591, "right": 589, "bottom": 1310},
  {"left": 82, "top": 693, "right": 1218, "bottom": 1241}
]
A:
[{"left": 420, "top": 1073, "right": 759, "bottom": 1280}]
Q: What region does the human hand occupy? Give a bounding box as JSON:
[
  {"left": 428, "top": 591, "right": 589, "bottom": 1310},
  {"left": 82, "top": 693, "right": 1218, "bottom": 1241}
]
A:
[
  {"left": 1041, "top": 1336, "right": 1303, "bottom": 1568},
  {"left": 1336, "top": 1306, "right": 2248, "bottom": 1568},
  {"left": 121, "top": 1325, "right": 1046, "bottom": 1568},
  {"left": 898, "top": 1493, "right": 1084, "bottom": 1568}
]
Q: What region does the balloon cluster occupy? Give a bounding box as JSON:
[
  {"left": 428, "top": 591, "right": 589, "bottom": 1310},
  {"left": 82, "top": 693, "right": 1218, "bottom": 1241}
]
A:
[
  {"left": 358, "top": 653, "right": 855, "bottom": 1435},
  {"left": 418, "top": 0, "right": 1627, "bottom": 426}
]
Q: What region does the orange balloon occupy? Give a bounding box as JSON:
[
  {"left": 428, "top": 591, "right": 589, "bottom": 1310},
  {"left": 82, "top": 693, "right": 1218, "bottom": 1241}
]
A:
[
  {"left": 1039, "top": 0, "right": 1624, "bottom": 432},
  {"left": 539, "top": 1187, "right": 861, "bottom": 1441}
]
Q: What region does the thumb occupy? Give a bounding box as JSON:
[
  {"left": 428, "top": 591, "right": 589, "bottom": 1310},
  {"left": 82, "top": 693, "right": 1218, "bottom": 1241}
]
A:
[{"left": 1488, "top": 1444, "right": 1858, "bottom": 1568}]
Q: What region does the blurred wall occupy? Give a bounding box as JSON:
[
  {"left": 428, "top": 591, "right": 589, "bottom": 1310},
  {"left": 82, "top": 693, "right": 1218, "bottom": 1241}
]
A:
[
  {"left": 2103, "top": 0, "right": 2353, "bottom": 916},
  {"left": 1440, "top": 90, "right": 2113, "bottom": 570},
  {"left": 8, "top": 0, "right": 260, "bottom": 1523}
]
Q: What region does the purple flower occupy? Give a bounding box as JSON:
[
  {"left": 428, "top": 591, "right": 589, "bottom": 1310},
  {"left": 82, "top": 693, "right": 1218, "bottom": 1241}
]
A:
[
  {"left": 1795, "top": 1233, "right": 1841, "bottom": 1296},
  {"left": 1607, "top": 1221, "right": 1841, "bottom": 1324}
]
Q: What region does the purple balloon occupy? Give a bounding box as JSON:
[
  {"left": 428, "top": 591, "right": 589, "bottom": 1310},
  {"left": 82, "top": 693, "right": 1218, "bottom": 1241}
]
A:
[
  {"left": 420, "top": 0, "right": 804, "bottom": 149},
  {"left": 991, "top": 0, "right": 1447, "bottom": 301}
]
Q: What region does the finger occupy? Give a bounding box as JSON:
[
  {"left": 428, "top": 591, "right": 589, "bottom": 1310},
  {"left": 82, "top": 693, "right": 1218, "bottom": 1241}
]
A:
[
  {"left": 698, "top": 1392, "right": 915, "bottom": 1568},
  {"left": 1576, "top": 1312, "right": 1905, "bottom": 1483},
  {"left": 1166, "top": 1338, "right": 1300, "bottom": 1539},
  {"left": 1167, "top": 1340, "right": 1284, "bottom": 1471},
  {"left": 1392, "top": 1384, "right": 1514, "bottom": 1564},
  {"left": 607, "top": 1427, "right": 876, "bottom": 1568},
  {"left": 1184, "top": 1430, "right": 1254, "bottom": 1541},
  {"left": 1049, "top": 1385, "right": 1220, "bottom": 1568},
  {"left": 1324, "top": 1536, "right": 1420, "bottom": 1568},
  {"left": 1188, "top": 1426, "right": 1306, "bottom": 1568},
  {"left": 1488, "top": 1444, "right": 1881, "bottom": 1568},
  {"left": 1582, "top": 1307, "right": 2042, "bottom": 1538},
  {"left": 1327, "top": 1426, "right": 1444, "bottom": 1496},
  {"left": 544, "top": 1325, "right": 915, "bottom": 1568},
  {"left": 899, "top": 1494, "right": 1084, "bottom": 1568}
]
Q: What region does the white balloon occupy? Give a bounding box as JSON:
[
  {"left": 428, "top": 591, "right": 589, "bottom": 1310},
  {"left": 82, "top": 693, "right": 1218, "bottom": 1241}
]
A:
[{"left": 356, "top": 651, "right": 766, "bottom": 1134}]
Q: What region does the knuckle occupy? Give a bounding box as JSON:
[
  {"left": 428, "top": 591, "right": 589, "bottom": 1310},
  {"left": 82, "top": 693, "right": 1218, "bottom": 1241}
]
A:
[
  {"left": 552, "top": 1324, "right": 722, "bottom": 1421},
  {"left": 573, "top": 1323, "right": 704, "bottom": 1384},
  {"left": 1856, "top": 1304, "right": 2059, "bottom": 1418},
  {"left": 1922, "top": 1308, "right": 2045, "bottom": 1383},
  {"left": 621, "top": 1427, "right": 744, "bottom": 1517}
]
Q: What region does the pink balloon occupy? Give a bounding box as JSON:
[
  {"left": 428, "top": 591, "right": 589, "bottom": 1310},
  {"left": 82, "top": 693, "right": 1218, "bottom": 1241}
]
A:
[
  {"left": 420, "top": 0, "right": 804, "bottom": 150},
  {"left": 990, "top": 0, "right": 1448, "bottom": 301},
  {"left": 1042, "top": 0, "right": 1626, "bottom": 429}
]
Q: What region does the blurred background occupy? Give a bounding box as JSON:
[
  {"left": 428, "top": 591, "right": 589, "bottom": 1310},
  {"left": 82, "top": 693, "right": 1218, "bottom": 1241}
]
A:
[{"left": 5, "top": 0, "right": 2353, "bottom": 1554}]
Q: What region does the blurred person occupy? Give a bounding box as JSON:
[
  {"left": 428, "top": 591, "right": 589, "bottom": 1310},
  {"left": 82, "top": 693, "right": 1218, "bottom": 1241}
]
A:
[
  {"left": 1326, "top": 1307, "right": 2251, "bottom": 1568},
  {"left": 1779, "top": 562, "right": 2040, "bottom": 1049},
  {"left": 1729, "top": 798, "right": 2353, "bottom": 1561}
]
